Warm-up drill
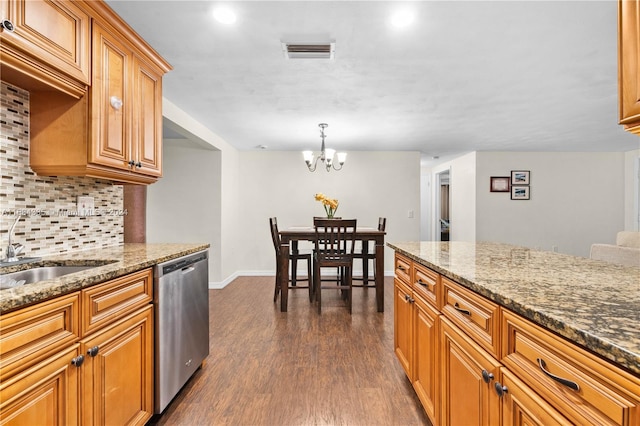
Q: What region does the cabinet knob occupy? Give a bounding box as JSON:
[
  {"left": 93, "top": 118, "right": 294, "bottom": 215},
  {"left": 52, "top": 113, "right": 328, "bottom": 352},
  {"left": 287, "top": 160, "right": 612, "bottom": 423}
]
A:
[
  {"left": 494, "top": 382, "right": 508, "bottom": 397},
  {"left": 87, "top": 346, "right": 100, "bottom": 357},
  {"left": 135, "top": 161, "right": 142, "bottom": 169},
  {"left": 128, "top": 160, "right": 136, "bottom": 167},
  {"left": 0, "top": 19, "right": 14, "bottom": 32},
  {"left": 71, "top": 355, "right": 85, "bottom": 367},
  {"left": 481, "top": 369, "right": 494, "bottom": 383},
  {"left": 110, "top": 96, "right": 123, "bottom": 110}
]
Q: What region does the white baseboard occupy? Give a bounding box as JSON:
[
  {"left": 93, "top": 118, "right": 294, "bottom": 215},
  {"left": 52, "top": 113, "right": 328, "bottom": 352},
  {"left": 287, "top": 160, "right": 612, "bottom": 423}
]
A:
[{"left": 209, "top": 269, "right": 394, "bottom": 289}]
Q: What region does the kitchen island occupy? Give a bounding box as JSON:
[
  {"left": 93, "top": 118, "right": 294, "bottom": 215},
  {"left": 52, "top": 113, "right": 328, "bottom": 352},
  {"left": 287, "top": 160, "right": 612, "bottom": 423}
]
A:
[
  {"left": 0, "top": 243, "right": 209, "bottom": 313},
  {"left": 388, "top": 241, "right": 639, "bottom": 426}
]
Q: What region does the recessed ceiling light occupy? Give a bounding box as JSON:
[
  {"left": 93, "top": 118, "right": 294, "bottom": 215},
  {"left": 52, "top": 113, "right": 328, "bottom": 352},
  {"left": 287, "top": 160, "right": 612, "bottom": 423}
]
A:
[
  {"left": 390, "top": 10, "right": 415, "bottom": 28},
  {"left": 212, "top": 6, "right": 236, "bottom": 25}
]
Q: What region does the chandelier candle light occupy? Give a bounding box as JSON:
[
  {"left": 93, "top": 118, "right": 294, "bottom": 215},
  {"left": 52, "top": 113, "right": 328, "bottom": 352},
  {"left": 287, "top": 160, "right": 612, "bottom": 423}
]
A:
[
  {"left": 314, "top": 193, "right": 339, "bottom": 218},
  {"left": 303, "top": 123, "right": 347, "bottom": 172}
]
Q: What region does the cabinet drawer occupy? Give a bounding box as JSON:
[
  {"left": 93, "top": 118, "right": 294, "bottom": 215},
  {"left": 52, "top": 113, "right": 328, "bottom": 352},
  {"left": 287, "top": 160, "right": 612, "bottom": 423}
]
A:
[
  {"left": 412, "top": 263, "right": 439, "bottom": 309},
  {"left": 394, "top": 253, "right": 411, "bottom": 284},
  {"left": 501, "top": 310, "right": 640, "bottom": 426},
  {"left": 81, "top": 268, "right": 152, "bottom": 336},
  {"left": 441, "top": 277, "right": 500, "bottom": 358},
  {"left": 0, "top": 292, "right": 80, "bottom": 382}
]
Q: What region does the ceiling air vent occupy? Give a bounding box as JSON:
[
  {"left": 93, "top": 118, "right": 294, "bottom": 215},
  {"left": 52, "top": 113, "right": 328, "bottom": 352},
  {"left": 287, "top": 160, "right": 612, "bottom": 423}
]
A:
[{"left": 282, "top": 42, "right": 335, "bottom": 59}]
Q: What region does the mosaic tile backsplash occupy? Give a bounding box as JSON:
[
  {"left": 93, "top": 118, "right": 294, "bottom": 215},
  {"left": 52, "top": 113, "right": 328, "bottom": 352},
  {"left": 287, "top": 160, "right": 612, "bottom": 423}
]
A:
[{"left": 0, "top": 81, "right": 124, "bottom": 258}]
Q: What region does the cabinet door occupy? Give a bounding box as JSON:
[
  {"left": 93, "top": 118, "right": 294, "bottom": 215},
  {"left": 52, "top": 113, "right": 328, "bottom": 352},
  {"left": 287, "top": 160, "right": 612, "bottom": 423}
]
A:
[
  {"left": 394, "top": 278, "right": 413, "bottom": 379},
  {"left": 132, "top": 54, "right": 163, "bottom": 177},
  {"left": 0, "top": 344, "right": 80, "bottom": 426},
  {"left": 80, "top": 306, "right": 153, "bottom": 426},
  {"left": 440, "top": 317, "right": 501, "bottom": 426},
  {"left": 499, "top": 368, "right": 571, "bottom": 426},
  {"left": 413, "top": 294, "right": 439, "bottom": 426},
  {"left": 90, "top": 21, "right": 132, "bottom": 171},
  {"left": 619, "top": 0, "right": 640, "bottom": 134},
  {"left": 0, "top": 0, "right": 89, "bottom": 86}
]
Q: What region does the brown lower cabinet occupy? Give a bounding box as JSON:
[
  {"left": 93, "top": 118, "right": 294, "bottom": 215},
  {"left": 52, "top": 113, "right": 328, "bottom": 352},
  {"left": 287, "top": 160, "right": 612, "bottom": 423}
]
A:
[
  {"left": 393, "top": 252, "right": 640, "bottom": 426},
  {"left": 440, "top": 317, "right": 501, "bottom": 426},
  {"left": 499, "top": 368, "right": 571, "bottom": 426},
  {"left": 0, "top": 344, "right": 81, "bottom": 425},
  {"left": 0, "top": 269, "right": 154, "bottom": 426}
]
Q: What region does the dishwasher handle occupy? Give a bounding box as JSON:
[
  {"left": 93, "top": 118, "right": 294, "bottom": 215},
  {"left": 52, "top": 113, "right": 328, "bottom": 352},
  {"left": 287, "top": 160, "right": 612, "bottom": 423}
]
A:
[
  {"left": 181, "top": 266, "right": 195, "bottom": 274},
  {"left": 159, "top": 251, "right": 208, "bottom": 275}
]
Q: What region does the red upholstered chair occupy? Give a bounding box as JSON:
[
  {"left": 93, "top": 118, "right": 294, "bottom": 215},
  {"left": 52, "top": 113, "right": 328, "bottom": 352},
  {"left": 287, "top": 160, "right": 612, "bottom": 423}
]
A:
[
  {"left": 352, "top": 217, "right": 386, "bottom": 288},
  {"left": 270, "top": 217, "right": 312, "bottom": 303},
  {"left": 312, "top": 218, "right": 357, "bottom": 313}
]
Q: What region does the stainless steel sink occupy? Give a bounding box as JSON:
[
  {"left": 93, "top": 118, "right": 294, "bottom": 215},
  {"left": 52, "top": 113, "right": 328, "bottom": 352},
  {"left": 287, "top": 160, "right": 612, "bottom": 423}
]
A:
[{"left": 0, "top": 265, "right": 95, "bottom": 289}]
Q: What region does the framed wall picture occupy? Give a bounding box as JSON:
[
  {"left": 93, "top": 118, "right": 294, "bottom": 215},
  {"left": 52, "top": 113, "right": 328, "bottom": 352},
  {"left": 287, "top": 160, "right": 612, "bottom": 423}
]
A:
[
  {"left": 511, "top": 185, "right": 530, "bottom": 200},
  {"left": 511, "top": 170, "right": 530, "bottom": 185},
  {"left": 490, "top": 176, "right": 510, "bottom": 192}
]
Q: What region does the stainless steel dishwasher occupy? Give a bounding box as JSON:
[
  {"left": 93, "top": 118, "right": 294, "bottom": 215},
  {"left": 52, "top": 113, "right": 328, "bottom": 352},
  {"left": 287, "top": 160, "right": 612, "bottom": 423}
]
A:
[{"left": 154, "top": 249, "right": 209, "bottom": 414}]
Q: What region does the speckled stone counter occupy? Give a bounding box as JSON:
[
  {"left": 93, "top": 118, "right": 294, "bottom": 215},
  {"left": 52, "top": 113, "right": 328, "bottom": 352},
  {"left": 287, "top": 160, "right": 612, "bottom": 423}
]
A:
[
  {"left": 0, "top": 243, "right": 209, "bottom": 313},
  {"left": 387, "top": 241, "right": 640, "bottom": 376}
]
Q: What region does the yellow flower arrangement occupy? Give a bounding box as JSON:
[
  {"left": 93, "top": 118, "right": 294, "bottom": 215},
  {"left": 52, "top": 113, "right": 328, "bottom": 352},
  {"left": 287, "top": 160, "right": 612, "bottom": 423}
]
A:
[{"left": 314, "top": 193, "right": 339, "bottom": 218}]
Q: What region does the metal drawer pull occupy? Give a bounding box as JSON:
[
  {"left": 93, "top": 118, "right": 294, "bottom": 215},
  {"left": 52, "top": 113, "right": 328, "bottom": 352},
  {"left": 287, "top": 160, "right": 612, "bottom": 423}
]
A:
[
  {"left": 494, "top": 382, "right": 508, "bottom": 397},
  {"left": 71, "top": 355, "right": 85, "bottom": 367},
  {"left": 481, "top": 369, "right": 494, "bottom": 383},
  {"left": 1, "top": 19, "right": 15, "bottom": 32},
  {"left": 397, "top": 265, "right": 407, "bottom": 272},
  {"left": 537, "top": 358, "right": 580, "bottom": 391},
  {"left": 453, "top": 302, "right": 471, "bottom": 316},
  {"left": 110, "top": 96, "right": 123, "bottom": 110},
  {"left": 416, "top": 279, "right": 428, "bottom": 287}
]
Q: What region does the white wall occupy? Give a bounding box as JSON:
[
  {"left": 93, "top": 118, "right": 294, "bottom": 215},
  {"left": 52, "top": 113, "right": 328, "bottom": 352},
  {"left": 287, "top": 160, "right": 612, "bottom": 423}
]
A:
[
  {"left": 236, "top": 151, "right": 422, "bottom": 274},
  {"left": 147, "top": 141, "right": 221, "bottom": 277},
  {"left": 420, "top": 168, "right": 432, "bottom": 240},
  {"left": 432, "top": 152, "right": 477, "bottom": 242},
  {"left": 220, "top": 145, "right": 241, "bottom": 281},
  {"left": 624, "top": 149, "right": 640, "bottom": 231},
  {"left": 475, "top": 152, "right": 625, "bottom": 257},
  {"left": 150, "top": 101, "right": 422, "bottom": 283},
  {"left": 450, "top": 152, "right": 477, "bottom": 241},
  {"left": 150, "top": 98, "right": 240, "bottom": 283}
]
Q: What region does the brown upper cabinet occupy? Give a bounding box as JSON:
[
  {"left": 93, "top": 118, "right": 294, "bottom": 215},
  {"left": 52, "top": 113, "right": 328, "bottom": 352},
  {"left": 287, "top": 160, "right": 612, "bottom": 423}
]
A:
[
  {"left": 619, "top": 0, "right": 640, "bottom": 135},
  {"left": 0, "top": 0, "right": 90, "bottom": 97},
  {"left": 2, "top": 0, "right": 170, "bottom": 184}
]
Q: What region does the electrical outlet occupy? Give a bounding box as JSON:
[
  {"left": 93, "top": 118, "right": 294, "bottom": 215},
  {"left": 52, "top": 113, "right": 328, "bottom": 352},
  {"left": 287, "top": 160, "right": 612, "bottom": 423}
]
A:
[
  {"left": 407, "top": 210, "right": 414, "bottom": 218},
  {"left": 552, "top": 245, "right": 558, "bottom": 252},
  {"left": 77, "top": 196, "right": 94, "bottom": 216}
]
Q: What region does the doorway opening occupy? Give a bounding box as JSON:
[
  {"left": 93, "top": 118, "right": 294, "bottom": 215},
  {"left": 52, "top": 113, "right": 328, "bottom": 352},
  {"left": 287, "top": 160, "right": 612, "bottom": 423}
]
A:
[{"left": 435, "top": 169, "right": 450, "bottom": 241}]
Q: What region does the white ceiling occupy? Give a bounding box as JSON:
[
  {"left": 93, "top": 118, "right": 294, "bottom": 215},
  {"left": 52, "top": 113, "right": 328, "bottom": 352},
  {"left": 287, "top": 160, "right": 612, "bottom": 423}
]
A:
[{"left": 106, "top": 0, "right": 639, "bottom": 161}]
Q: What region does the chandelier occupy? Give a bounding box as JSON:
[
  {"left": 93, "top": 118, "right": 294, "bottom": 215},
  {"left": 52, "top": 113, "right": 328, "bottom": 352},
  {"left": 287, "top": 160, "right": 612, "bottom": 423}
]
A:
[{"left": 302, "top": 123, "right": 347, "bottom": 172}]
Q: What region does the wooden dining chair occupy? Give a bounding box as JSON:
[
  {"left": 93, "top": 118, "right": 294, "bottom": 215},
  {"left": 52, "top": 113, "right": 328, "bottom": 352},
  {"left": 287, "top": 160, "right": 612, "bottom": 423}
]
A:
[
  {"left": 353, "top": 217, "right": 386, "bottom": 288},
  {"left": 312, "top": 218, "right": 357, "bottom": 313},
  {"left": 269, "top": 217, "right": 313, "bottom": 303}
]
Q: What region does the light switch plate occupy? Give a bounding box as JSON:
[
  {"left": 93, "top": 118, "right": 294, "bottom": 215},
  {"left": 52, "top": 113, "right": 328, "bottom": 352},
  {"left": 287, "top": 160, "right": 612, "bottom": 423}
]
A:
[{"left": 77, "top": 196, "right": 95, "bottom": 216}]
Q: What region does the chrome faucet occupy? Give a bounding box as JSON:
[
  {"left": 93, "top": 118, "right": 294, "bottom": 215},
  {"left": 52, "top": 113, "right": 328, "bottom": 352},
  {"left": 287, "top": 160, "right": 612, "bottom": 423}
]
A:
[{"left": 4, "top": 215, "right": 25, "bottom": 262}]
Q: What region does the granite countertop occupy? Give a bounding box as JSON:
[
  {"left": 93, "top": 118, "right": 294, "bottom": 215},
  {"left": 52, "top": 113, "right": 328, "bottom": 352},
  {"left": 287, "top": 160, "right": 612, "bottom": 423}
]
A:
[
  {"left": 0, "top": 243, "right": 210, "bottom": 313},
  {"left": 387, "top": 241, "right": 640, "bottom": 376}
]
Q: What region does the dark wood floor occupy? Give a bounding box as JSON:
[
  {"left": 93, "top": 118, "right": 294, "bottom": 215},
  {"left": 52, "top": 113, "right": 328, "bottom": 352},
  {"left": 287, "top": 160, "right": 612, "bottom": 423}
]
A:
[{"left": 148, "top": 276, "right": 431, "bottom": 426}]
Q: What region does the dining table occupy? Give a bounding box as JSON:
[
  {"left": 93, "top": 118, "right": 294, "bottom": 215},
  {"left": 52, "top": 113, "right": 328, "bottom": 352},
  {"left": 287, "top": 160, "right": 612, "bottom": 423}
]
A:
[{"left": 278, "top": 225, "right": 386, "bottom": 312}]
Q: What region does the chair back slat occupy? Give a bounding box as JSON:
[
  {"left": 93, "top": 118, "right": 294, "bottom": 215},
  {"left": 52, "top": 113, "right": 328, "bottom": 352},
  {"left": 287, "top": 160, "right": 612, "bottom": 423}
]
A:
[
  {"left": 269, "top": 217, "right": 281, "bottom": 256},
  {"left": 313, "top": 218, "right": 357, "bottom": 263}
]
